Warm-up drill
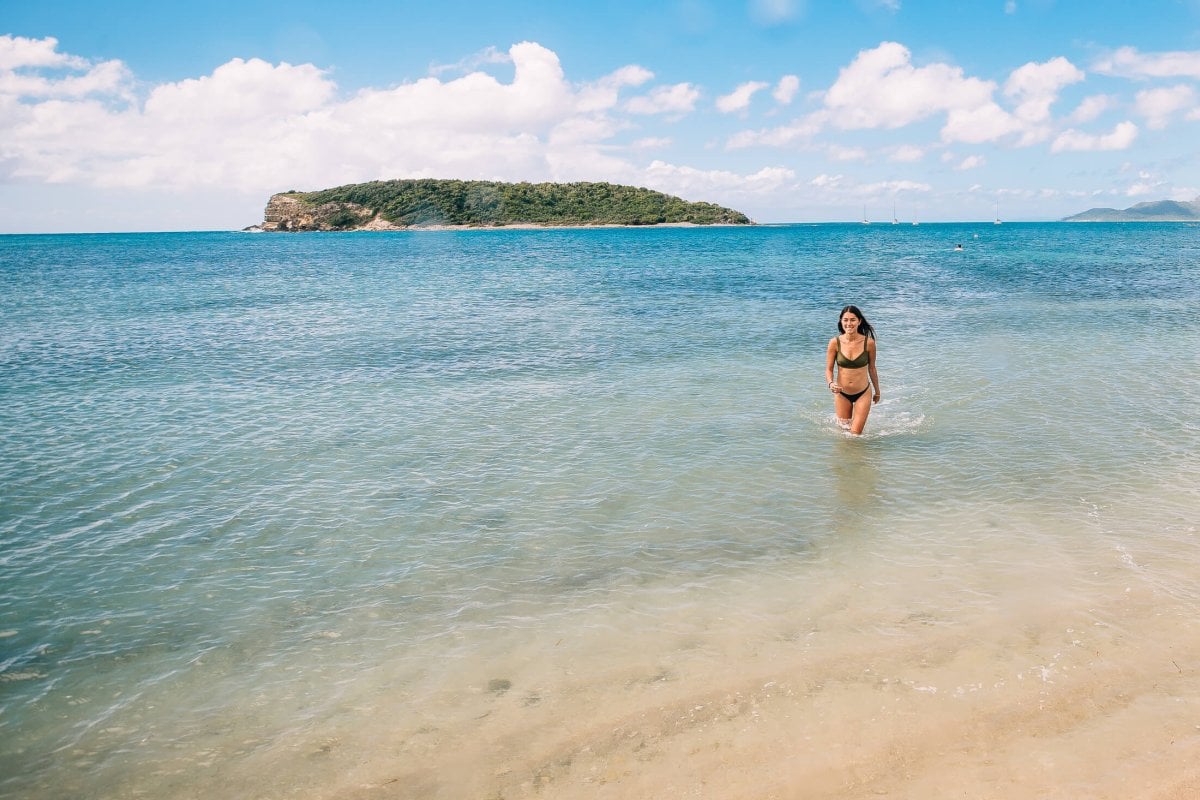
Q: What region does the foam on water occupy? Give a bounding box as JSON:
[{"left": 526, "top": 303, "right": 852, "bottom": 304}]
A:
[{"left": 2, "top": 225, "right": 1199, "bottom": 798}]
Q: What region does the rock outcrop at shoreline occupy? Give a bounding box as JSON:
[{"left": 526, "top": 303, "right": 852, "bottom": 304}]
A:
[
  {"left": 249, "top": 179, "right": 753, "bottom": 231},
  {"left": 1063, "top": 197, "right": 1200, "bottom": 222}
]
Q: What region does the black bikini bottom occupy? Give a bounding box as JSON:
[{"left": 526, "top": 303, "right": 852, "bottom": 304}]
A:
[{"left": 839, "top": 389, "right": 867, "bottom": 403}]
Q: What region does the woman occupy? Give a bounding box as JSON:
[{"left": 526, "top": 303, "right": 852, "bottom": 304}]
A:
[{"left": 825, "top": 305, "right": 881, "bottom": 435}]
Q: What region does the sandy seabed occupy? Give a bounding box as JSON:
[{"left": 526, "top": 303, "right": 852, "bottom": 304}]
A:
[{"left": 154, "top": 489, "right": 1200, "bottom": 800}]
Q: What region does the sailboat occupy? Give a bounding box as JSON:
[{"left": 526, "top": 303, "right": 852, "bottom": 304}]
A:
[
  {"left": 892, "top": 202, "right": 899, "bottom": 225},
  {"left": 993, "top": 202, "right": 1002, "bottom": 225},
  {"left": 861, "top": 205, "right": 870, "bottom": 225}
]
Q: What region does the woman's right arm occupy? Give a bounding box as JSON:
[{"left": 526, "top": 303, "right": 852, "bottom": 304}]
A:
[{"left": 825, "top": 338, "right": 838, "bottom": 392}]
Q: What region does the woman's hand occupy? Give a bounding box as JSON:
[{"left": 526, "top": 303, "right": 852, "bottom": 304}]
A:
[
  {"left": 828, "top": 380, "right": 840, "bottom": 394},
  {"left": 872, "top": 391, "right": 881, "bottom": 403}
]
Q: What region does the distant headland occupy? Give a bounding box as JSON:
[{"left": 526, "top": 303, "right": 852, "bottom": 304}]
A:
[
  {"left": 248, "top": 179, "right": 753, "bottom": 231},
  {"left": 1062, "top": 197, "right": 1200, "bottom": 222}
]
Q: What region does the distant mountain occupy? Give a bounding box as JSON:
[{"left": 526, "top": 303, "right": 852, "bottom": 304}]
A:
[
  {"left": 1063, "top": 197, "right": 1200, "bottom": 222},
  {"left": 252, "top": 179, "right": 752, "bottom": 231}
]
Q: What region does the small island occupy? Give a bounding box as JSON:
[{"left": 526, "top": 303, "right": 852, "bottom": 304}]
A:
[
  {"left": 1062, "top": 197, "right": 1200, "bottom": 222},
  {"left": 250, "top": 179, "right": 753, "bottom": 231}
]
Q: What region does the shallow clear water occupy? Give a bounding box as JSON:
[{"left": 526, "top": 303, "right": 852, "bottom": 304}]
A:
[{"left": 2, "top": 224, "right": 1199, "bottom": 797}]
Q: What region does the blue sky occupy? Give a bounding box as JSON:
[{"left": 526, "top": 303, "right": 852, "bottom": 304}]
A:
[{"left": 3, "top": 0, "right": 1200, "bottom": 231}]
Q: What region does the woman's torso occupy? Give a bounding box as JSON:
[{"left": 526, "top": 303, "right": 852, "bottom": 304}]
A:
[{"left": 834, "top": 334, "right": 870, "bottom": 391}]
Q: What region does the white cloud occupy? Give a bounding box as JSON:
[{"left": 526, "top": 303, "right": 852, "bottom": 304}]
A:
[
  {"left": 0, "top": 34, "right": 88, "bottom": 70},
  {"left": 1005, "top": 1, "right": 1017, "bottom": 14},
  {"left": 1134, "top": 84, "right": 1196, "bottom": 129},
  {"left": 1068, "top": 94, "right": 1114, "bottom": 124},
  {"left": 942, "top": 101, "right": 1023, "bottom": 143},
  {"left": 1003, "top": 57, "right": 1084, "bottom": 124},
  {"left": 0, "top": 40, "right": 677, "bottom": 194},
  {"left": 716, "top": 80, "right": 769, "bottom": 113},
  {"left": 625, "top": 82, "right": 700, "bottom": 115},
  {"left": 630, "top": 137, "right": 672, "bottom": 149},
  {"left": 576, "top": 64, "right": 654, "bottom": 112},
  {"left": 1051, "top": 121, "right": 1139, "bottom": 152},
  {"left": 1126, "top": 181, "right": 1162, "bottom": 197},
  {"left": 773, "top": 75, "right": 801, "bottom": 104},
  {"left": 956, "top": 155, "right": 986, "bottom": 170},
  {"left": 428, "top": 45, "right": 510, "bottom": 77},
  {"left": 1093, "top": 46, "right": 1200, "bottom": 79},
  {"left": 860, "top": 179, "right": 931, "bottom": 194},
  {"left": 144, "top": 58, "right": 334, "bottom": 122},
  {"left": 0, "top": 35, "right": 130, "bottom": 99},
  {"left": 822, "top": 42, "right": 996, "bottom": 130},
  {"left": 827, "top": 144, "right": 868, "bottom": 161},
  {"left": 725, "top": 115, "right": 821, "bottom": 148},
  {"left": 643, "top": 159, "right": 795, "bottom": 196},
  {"left": 888, "top": 144, "right": 925, "bottom": 162},
  {"left": 809, "top": 173, "right": 844, "bottom": 187}
]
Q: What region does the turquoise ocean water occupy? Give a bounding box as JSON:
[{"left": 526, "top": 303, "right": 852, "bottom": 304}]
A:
[{"left": 2, "top": 224, "right": 1199, "bottom": 797}]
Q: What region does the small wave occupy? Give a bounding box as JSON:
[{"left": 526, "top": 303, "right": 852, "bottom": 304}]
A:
[{"left": 810, "top": 405, "right": 928, "bottom": 439}]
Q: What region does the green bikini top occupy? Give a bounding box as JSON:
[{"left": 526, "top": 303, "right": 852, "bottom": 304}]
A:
[{"left": 835, "top": 336, "right": 870, "bottom": 368}]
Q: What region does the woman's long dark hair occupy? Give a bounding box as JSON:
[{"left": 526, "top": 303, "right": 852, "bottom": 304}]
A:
[{"left": 837, "top": 304, "right": 876, "bottom": 340}]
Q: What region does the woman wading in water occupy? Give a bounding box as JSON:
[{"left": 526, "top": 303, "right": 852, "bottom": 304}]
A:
[{"left": 825, "top": 305, "right": 880, "bottom": 435}]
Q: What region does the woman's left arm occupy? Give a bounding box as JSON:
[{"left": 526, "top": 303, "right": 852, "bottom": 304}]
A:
[{"left": 868, "top": 339, "right": 881, "bottom": 402}]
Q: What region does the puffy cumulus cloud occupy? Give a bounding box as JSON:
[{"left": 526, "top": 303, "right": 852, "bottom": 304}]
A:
[
  {"left": 1051, "top": 121, "right": 1139, "bottom": 153},
  {"left": 725, "top": 116, "right": 822, "bottom": 149},
  {"left": 1134, "top": 84, "right": 1196, "bottom": 129},
  {"left": 773, "top": 75, "right": 801, "bottom": 104},
  {"left": 575, "top": 64, "right": 653, "bottom": 113},
  {"left": 1093, "top": 46, "right": 1200, "bottom": 79},
  {"left": 642, "top": 159, "right": 795, "bottom": 201},
  {"left": 625, "top": 82, "right": 700, "bottom": 115},
  {"left": 1068, "top": 94, "right": 1114, "bottom": 124},
  {"left": 955, "top": 154, "right": 986, "bottom": 170},
  {"left": 1125, "top": 180, "right": 1164, "bottom": 197},
  {"left": 809, "top": 173, "right": 845, "bottom": 188},
  {"left": 822, "top": 42, "right": 995, "bottom": 130},
  {"left": 1003, "top": 57, "right": 1084, "bottom": 125},
  {"left": 0, "top": 34, "right": 86, "bottom": 70},
  {"left": 0, "top": 40, "right": 685, "bottom": 194},
  {"left": 144, "top": 58, "right": 334, "bottom": 123},
  {"left": 716, "top": 81, "right": 769, "bottom": 114},
  {"left": 339, "top": 42, "right": 574, "bottom": 133},
  {"left": 941, "top": 101, "right": 1024, "bottom": 144},
  {"left": 0, "top": 34, "right": 130, "bottom": 99}
]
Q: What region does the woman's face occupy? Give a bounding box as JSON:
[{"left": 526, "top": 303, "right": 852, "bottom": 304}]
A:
[{"left": 840, "top": 312, "right": 860, "bottom": 333}]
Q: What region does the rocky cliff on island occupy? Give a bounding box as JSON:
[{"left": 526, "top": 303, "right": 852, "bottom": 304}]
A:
[{"left": 250, "top": 179, "right": 752, "bottom": 231}]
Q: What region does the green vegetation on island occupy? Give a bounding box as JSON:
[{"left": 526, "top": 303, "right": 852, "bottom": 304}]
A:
[
  {"left": 259, "top": 179, "right": 752, "bottom": 231},
  {"left": 1062, "top": 197, "right": 1200, "bottom": 222}
]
